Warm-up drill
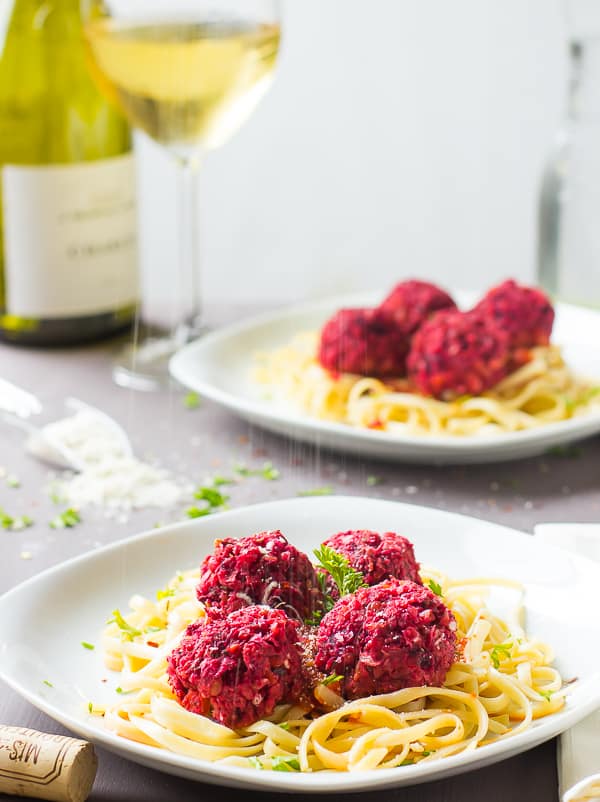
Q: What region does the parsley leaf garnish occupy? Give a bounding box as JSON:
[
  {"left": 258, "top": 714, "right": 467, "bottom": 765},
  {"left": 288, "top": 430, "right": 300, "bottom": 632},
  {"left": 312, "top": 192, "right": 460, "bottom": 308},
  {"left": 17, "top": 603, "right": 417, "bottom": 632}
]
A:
[
  {"left": 271, "top": 755, "right": 300, "bottom": 772},
  {"left": 313, "top": 544, "right": 366, "bottom": 599},
  {"left": 489, "top": 642, "right": 513, "bottom": 669},
  {"left": 81, "top": 641, "right": 95, "bottom": 651},
  {"left": 428, "top": 579, "right": 443, "bottom": 596},
  {"left": 538, "top": 689, "right": 553, "bottom": 702},
  {"left": 43, "top": 679, "right": 53, "bottom": 687},
  {"left": 248, "top": 756, "right": 264, "bottom": 770},
  {"left": 321, "top": 674, "right": 343, "bottom": 687},
  {"left": 107, "top": 609, "right": 142, "bottom": 641},
  {"left": 50, "top": 508, "right": 81, "bottom": 529}
]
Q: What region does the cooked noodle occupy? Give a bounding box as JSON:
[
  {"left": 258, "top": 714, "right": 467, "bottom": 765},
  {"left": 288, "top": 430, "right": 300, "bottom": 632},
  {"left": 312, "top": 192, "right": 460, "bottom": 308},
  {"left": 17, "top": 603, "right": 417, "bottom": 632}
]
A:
[
  {"left": 93, "top": 567, "right": 566, "bottom": 773},
  {"left": 254, "top": 334, "right": 600, "bottom": 436}
]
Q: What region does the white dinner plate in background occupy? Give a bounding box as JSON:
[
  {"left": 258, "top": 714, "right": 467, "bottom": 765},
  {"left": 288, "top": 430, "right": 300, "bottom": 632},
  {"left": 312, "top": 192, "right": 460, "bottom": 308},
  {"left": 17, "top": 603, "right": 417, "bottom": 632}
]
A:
[
  {"left": 0, "top": 497, "right": 599, "bottom": 793},
  {"left": 169, "top": 292, "right": 600, "bottom": 465}
]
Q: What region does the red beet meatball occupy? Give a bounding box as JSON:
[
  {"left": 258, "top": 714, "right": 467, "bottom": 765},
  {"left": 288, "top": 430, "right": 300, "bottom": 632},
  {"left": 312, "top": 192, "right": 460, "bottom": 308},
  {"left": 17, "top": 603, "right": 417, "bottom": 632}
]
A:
[
  {"left": 379, "top": 279, "right": 457, "bottom": 334},
  {"left": 315, "top": 580, "right": 456, "bottom": 699},
  {"left": 407, "top": 310, "right": 511, "bottom": 399},
  {"left": 318, "top": 307, "right": 409, "bottom": 377},
  {"left": 167, "top": 606, "right": 303, "bottom": 729},
  {"left": 474, "top": 279, "right": 554, "bottom": 348},
  {"left": 323, "top": 530, "right": 421, "bottom": 586},
  {"left": 197, "top": 530, "right": 325, "bottom": 621}
]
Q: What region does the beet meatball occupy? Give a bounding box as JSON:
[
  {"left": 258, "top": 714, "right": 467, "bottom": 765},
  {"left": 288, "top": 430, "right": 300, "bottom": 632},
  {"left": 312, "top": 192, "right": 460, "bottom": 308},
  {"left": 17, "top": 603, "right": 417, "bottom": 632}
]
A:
[
  {"left": 167, "top": 606, "right": 303, "bottom": 729},
  {"left": 474, "top": 279, "right": 554, "bottom": 348},
  {"left": 318, "top": 307, "right": 409, "bottom": 378},
  {"left": 407, "top": 310, "right": 511, "bottom": 399},
  {"left": 197, "top": 530, "right": 325, "bottom": 621},
  {"left": 323, "top": 530, "right": 421, "bottom": 586},
  {"left": 379, "top": 279, "right": 457, "bottom": 334},
  {"left": 315, "top": 580, "right": 456, "bottom": 699}
]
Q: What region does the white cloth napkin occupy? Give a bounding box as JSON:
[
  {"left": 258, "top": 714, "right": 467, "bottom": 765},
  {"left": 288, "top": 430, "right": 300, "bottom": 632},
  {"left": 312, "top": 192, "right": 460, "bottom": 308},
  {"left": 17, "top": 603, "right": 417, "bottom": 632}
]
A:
[{"left": 534, "top": 524, "right": 600, "bottom": 802}]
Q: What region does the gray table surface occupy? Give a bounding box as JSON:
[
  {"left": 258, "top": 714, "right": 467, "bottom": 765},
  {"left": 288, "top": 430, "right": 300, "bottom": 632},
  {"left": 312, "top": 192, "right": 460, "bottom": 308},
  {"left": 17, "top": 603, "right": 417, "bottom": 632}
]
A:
[{"left": 2, "top": 307, "right": 598, "bottom": 802}]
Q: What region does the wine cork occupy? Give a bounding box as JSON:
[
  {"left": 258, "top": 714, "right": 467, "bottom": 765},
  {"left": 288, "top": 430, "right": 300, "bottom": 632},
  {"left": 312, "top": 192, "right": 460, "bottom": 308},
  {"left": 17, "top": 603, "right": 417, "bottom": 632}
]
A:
[{"left": 0, "top": 726, "right": 97, "bottom": 802}]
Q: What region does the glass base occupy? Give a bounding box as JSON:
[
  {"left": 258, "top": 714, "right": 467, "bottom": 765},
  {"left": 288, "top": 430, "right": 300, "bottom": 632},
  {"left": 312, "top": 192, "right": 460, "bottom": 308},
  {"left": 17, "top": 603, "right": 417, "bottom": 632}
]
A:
[{"left": 112, "top": 321, "right": 207, "bottom": 391}]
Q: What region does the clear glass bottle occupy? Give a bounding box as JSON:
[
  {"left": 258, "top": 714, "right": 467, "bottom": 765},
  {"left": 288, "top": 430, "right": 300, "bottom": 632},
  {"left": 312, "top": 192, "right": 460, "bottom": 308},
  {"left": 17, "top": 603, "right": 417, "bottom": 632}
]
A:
[
  {"left": 0, "top": 0, "right": 139, "bottom": 346},
  {"left": 538, "top": 1, "right": 600, "bottom": 308}
]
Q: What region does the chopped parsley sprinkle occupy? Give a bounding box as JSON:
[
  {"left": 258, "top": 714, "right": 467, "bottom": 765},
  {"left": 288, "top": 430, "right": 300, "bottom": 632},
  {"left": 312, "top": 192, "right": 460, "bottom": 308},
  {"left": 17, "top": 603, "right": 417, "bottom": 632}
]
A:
[
  {"left": 547, "top": 445, "right": 582, "bottom": 458},
  {"left": 0, "top": 508, "right": 33, "bottom": 532},
  {"left": 156, "top": 587, "right": 175, "bottom": 601},
  {"left": 183, "top": 391, "right": 201, "bottom": 409},
  {"left": 321, "top": 674, "right": 343, "bottom": 687},
  {"left": 234, "top": 461, "right": 280, "bottom": 481},
  {"left": 313, "top": 544, "right": 366, "bottom": 599},
  {"left": 298, "top": 486, "right": 334, "bottom": 497},
  {"left": 107, "top": 609, "right": 142, "bottom": 641},
  {"left": 279, "top": 722, "right": 291, "bottom": 731},
  {"left": 490, "top": 642, "right": 513, "bottom": 669},
  {"left": 88, "top": 702, "right": 93, "bottom": 714},
  {"left": 538, "top": 689, "right": 553, "bottom": 702},
  {"left": 194, "top": 486, "right": 230, "bottom": 507},
  {"left": 186, "top": 506, "right": 213, "bottom": 519},
  {"left": 366, "top": 475, "right": 381, "bottom": 486},
  {"left": 50, "top": 508, "right": 81, "bottom": 529},
  {"left": 248, "top": 756, "right": 264, "bottom": 770},
  {"left": 6, "top": 474, "right": 20, "bottom": 488},
  {"left": 271, "top": 755, "right": 300, "bottom": 772},
  {"left": 427, "top": 579, "right": 443, "bottom": 597},
  {"left": 211, "top": 474, "right": 235, "bottom": 486},
  {"left": 81, "top": 641, "right": 95, "bottom": 651},
  {"left": 43, "top": 679, "right": 53, "bottom": 687}
]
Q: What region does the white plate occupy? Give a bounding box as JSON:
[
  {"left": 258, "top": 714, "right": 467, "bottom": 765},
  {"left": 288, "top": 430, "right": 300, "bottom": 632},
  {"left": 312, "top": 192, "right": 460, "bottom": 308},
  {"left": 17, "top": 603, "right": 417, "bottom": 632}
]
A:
[
  {"left": 170, "top": 292, "right": 600, "bottom": 464},
  {"left": 1, "top": 496, "right": 599, "bottom": 793}
]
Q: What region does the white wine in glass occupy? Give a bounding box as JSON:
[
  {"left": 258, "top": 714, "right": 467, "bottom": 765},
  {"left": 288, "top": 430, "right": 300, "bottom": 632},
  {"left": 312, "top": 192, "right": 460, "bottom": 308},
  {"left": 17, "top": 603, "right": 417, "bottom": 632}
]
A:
[{"left": 82, "top": 1, "right": 282, "bottom": 388}]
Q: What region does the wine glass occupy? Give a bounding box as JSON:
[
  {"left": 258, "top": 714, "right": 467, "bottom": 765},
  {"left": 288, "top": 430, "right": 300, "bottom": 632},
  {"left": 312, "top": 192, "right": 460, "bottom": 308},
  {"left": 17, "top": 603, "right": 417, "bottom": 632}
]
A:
[{"left": 81, "top": 0, "right": 282, "bottom": 389}]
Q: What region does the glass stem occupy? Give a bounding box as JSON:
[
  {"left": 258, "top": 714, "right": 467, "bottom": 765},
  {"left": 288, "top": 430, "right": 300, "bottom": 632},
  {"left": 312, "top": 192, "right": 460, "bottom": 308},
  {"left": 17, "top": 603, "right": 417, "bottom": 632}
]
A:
[{"left": 175, "top": 155, "right": 202, "bottom": 345}]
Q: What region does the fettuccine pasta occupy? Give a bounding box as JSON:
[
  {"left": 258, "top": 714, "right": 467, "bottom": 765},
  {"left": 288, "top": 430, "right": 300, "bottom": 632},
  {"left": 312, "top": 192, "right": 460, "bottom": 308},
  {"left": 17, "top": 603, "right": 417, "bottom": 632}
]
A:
[
  {"left": 254, "top": 334, "right": 600, "bottom": 436},
  {"left": 92, "top": 566, "right": 566, "bottom": 773}
]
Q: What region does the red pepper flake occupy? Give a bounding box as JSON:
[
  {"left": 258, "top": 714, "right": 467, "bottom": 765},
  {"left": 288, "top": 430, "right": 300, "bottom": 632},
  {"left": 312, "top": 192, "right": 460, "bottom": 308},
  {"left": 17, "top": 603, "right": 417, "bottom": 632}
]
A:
[
  {"left": 367, "top": 419, "right": 384, "bottom": 430},
  {"left": 147, "top": 641, "right": 159, "bottom": 648}
]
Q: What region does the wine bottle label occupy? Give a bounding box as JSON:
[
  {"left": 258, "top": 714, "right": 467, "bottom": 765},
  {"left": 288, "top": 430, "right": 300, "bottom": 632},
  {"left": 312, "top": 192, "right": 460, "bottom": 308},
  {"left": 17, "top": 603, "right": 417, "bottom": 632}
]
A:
[{"left": 2, "top": 153, "right": 138, "bottom": 318}]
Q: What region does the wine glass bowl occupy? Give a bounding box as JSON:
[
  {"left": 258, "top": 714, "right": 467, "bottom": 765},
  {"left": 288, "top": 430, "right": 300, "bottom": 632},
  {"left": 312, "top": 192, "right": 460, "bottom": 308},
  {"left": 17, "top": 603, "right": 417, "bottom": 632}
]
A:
[{"left": 83, "top": 0, "right": 281, "bottom": 163}]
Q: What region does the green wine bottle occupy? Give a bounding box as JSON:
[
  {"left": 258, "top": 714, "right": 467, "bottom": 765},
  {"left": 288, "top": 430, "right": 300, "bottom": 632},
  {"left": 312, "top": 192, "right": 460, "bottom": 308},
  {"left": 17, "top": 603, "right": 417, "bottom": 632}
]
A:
[{"left": 0, "top": 0, "right": 138, "bottom": 346}]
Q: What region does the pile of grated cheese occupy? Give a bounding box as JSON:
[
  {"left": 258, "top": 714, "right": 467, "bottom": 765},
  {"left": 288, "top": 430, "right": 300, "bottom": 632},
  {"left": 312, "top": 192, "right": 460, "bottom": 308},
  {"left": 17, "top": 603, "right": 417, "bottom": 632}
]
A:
[{"left": 44, "top": 409, "right": 191, "bottom": 512}]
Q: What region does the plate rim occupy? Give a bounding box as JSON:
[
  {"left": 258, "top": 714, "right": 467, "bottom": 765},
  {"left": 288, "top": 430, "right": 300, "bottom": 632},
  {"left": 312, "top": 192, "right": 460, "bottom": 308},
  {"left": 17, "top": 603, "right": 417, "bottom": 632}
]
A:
[
  {"left": 169, "top": 293, "right": 600, "bottom": 455},
  {"left": 2, "top": 496, "right": 600, "bottom": 793}
]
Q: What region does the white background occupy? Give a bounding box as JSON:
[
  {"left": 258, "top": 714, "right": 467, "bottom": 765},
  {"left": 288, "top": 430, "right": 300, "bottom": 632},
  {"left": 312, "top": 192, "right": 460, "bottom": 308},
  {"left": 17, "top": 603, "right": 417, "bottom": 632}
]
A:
[{"left": 137, "top": 0, "right": 568, "bottom": 313}]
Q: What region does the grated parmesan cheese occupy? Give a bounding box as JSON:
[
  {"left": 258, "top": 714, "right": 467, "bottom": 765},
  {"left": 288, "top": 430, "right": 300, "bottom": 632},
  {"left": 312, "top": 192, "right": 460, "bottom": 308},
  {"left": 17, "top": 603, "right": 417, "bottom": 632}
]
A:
[{"left": 43, "top": 409, "right": 191, "bottom": 512}]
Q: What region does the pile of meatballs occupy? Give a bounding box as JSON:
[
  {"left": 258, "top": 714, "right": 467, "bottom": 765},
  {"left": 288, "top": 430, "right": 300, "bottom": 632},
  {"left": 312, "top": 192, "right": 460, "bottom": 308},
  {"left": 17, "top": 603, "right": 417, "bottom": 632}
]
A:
[
  {"left": 318, "top": 279, "right": 555, "bottom": 399},
  {"left": 167, "top": 529, "right": 457, "bottom": 730}
]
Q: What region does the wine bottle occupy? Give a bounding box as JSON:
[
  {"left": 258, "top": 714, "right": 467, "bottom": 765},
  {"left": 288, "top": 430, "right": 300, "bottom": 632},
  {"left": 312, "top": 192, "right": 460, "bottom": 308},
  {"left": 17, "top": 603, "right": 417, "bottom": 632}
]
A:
[{"left": 0, "top": 0, "right": 138, "bottom": 346}]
